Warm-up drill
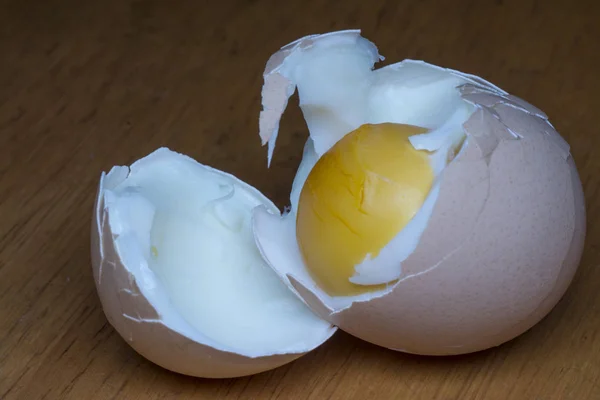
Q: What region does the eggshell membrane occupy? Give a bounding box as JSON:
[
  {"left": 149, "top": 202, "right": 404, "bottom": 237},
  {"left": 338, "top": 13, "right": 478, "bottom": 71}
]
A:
[
  {"left": 256, "top": 31, "right": 586, "bottom": 355},
  {"left": 91, "top": 168, "right": 323, "bottom": 379}
]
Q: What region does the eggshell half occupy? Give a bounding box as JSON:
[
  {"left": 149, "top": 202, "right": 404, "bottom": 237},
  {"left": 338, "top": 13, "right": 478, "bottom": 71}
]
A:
[
  {"left": 91, "top": 159, "right": 334, "bottom": 378},
  {"left": 255, "top": 31, "right": 587, "bottom": 355}
]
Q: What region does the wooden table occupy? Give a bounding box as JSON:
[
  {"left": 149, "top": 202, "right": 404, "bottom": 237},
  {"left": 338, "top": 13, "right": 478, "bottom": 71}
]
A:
[{"left": 1, "top": 0, "right": 599, "bottom": 398}]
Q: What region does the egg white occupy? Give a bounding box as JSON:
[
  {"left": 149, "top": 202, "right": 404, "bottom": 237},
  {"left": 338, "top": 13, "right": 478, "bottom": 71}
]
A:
[{"left": 101, "top": 148, "right": 334, "bottom": 357}]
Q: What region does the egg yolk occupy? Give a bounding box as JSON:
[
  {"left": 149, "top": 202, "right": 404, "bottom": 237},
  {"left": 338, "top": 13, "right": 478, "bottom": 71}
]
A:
[{"left": 296, "top": 123, "right": 434, "bottom": 297}]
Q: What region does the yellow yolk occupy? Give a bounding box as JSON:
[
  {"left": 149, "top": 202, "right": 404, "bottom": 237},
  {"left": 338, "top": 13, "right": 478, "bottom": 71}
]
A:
[{"left": 296, "top": 123, "right": 434, "bottom": 297}]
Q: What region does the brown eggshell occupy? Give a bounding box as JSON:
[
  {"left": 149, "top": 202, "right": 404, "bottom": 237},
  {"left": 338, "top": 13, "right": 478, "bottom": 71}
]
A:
[
  {"left": 91, "top": 169, "right": 316, "bottom": 378},
  {"left": 284, "top": 82, "right": 586, "bottom": 355}
]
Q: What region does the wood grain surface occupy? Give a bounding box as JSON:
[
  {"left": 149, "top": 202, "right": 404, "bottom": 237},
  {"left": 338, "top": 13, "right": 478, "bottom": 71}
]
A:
[{"left": 1, "top": 0, "right": 599, "bottom": 399}]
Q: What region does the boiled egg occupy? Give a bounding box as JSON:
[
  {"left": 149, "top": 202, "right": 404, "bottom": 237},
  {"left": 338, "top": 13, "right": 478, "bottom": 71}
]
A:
[
  {"left": 91, "top": 149, "right": 335, "bottom": 378},
  {"left": 255, "top": 29, "right": 585, "bottom": 354},
  {"left": 91, "top": 30, "right": 586, "bottom": 378}
]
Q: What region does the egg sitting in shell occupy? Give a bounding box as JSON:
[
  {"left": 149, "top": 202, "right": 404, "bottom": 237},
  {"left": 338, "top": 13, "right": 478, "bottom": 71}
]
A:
[
  {"left": 253, "top": 30, "right": 586, "bottom": 355},
  {"left": 91, "top": 29, "right": 586, "bottom": 378}
]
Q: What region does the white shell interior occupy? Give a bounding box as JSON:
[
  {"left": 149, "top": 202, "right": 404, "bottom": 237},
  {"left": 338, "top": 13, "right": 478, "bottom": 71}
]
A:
[
  {"left": 102, "top": 148, "right": 334, "bottom": 357},
  {"left": 255, "top": 31, "right": 480, "bottom": 311}
]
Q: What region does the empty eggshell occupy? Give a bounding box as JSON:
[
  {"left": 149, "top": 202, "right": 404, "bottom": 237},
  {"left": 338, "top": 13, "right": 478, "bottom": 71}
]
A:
[
  {"left": 253, "top": 30, "right": 586, "bottom": 355},
  {"left": 91, "top": 149, "right": 335, "bottom": 378}
]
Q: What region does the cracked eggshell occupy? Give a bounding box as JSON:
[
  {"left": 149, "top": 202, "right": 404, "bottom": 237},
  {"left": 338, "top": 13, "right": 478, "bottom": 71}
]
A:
[
  {"left": 91, "top": 157, "right": 333, "bottom": 379},
  {"left": 255, "top": 31, "right": 586, "bottom": 355}
]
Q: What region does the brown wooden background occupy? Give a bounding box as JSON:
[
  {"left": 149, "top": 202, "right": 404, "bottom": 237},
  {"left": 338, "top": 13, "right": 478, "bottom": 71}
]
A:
[{"left": 1, "top": 0, "right": 599, "bottom": 399}]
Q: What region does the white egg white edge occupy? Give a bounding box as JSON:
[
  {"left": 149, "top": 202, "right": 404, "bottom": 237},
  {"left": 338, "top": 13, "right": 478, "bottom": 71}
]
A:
[
  {"left": 253, "top": 29, "right": 542, "bottom": 313},
  {"left": 95, "top": 147, "right": 336, "bottom": 359}
]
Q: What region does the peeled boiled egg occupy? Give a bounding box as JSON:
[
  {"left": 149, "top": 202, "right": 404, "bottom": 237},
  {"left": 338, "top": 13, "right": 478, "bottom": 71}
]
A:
[{"left": 91, "top": 29, "right": 586, "bottom": 378}]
